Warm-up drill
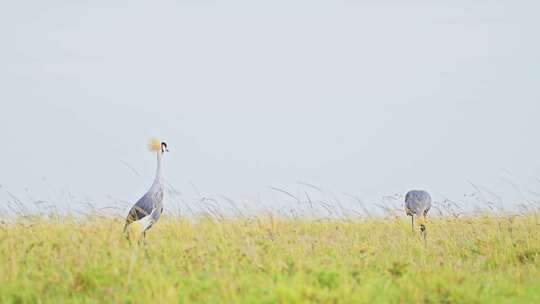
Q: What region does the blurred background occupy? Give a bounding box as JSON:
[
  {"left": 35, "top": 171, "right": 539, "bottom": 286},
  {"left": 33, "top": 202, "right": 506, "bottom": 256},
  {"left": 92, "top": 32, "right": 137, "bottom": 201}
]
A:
[{"left": 1, "top": 1, "right": 539, "bottom": 216}]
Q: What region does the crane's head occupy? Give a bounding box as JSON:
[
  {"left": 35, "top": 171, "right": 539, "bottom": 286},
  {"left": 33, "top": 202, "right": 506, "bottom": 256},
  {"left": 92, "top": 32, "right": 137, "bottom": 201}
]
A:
[
  {"left": 149, "top": 138, "right": 170, "bottom": 154},
  {"left": 417, "top": 215, "right": 427, "bottom": 231},
  {"left": 417, "top": 215, "right": 427, "bottom": 245}
]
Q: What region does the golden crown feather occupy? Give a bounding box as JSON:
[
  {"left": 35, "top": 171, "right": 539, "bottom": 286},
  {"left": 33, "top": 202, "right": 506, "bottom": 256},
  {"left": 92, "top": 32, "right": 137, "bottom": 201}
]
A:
[{"left": 148, "top": 138, "right": 162, "bottom": 152}]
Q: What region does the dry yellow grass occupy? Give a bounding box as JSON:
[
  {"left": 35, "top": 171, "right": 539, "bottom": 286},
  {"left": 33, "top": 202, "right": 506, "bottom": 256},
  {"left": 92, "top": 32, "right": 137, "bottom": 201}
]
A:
[{"left": 1, "top": 215, "right": 539, "bottom": 303}]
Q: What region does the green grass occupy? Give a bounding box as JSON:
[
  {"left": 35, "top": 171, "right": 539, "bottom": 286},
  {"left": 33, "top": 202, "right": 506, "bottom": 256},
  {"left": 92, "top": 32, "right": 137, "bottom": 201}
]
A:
[{"left": 1, "top": 215, "right": 539, "bottom": 303}]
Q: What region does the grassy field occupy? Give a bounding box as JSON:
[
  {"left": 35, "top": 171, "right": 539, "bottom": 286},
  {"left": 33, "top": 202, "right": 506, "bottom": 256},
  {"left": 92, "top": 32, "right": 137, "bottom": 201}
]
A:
[{"left": 1, "top": 215, "right": 539, "bottom": 303}]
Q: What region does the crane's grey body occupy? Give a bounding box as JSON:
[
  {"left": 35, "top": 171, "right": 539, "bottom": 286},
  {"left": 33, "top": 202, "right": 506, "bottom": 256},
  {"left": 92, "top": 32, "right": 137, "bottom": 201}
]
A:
[
  {"left": 404, "top": 190, "right": 432, "bottom": 242},
  {"left": 405, "top": 190, "right": 432, "bottom": 218},
  {"left": 124, "top": 180, "right": 164, "bottom": 233}
]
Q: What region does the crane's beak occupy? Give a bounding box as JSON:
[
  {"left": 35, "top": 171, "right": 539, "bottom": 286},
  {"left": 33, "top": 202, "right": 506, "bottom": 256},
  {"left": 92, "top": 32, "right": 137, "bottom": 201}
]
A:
[{"left": 421, "top": 226, "right": 427, "bottom": 246}]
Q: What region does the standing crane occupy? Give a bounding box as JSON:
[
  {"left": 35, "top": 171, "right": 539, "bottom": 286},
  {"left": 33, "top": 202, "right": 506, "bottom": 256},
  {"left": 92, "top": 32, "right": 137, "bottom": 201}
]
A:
[
  {"left": 124, "top": 139, "right": 169, "bottom": 242},
  {"left": 404, "top": 190, "right": 432, "bottom": 243}
]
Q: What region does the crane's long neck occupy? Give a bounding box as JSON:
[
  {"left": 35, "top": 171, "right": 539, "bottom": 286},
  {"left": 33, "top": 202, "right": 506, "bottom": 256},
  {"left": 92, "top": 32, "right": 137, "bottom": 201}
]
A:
[{"left": 153, "top": 151, "right": 163, "bottom": 185}]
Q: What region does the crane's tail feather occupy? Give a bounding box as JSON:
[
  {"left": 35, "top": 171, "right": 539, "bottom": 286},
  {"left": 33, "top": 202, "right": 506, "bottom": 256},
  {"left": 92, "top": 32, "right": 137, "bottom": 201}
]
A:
[
  {"left": 124, "top": 214, "right": 153, "bottom": 243},
  {"left": 125, "top": 221, "right": 144, "bottom": 243}
]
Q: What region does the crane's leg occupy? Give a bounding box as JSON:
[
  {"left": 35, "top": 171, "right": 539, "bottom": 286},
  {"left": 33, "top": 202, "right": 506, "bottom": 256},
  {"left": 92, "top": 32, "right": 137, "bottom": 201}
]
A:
[
  {"left": 411, "top": 215, "right": 414, "bottom": 233},
  {"left": 137, "top": 231, "right": 147, "bottom": 246},
  {"left": 141, "top": 231, "right": 150, "bottom": 257}
]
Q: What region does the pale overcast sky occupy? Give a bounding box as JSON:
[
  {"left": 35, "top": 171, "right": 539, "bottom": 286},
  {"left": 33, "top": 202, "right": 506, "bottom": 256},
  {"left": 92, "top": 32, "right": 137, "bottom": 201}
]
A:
[{"left": 1, "top": 1, "right": 539, "bottom": 215}]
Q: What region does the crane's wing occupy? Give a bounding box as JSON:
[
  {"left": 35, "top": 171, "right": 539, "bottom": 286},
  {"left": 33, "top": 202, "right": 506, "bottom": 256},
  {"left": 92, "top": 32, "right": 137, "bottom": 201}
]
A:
[
  {"left": 124, "top": 187, "right": 164, "bottom": 232},
  {"left": 125, "top": 193, "right": 154, "bottom": 225},
  {"left": 134, "top": 208, "right": 159, "bottom": 232},
  {"left": 124, "top": 207, "right": 160, "bottom": 241}
]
